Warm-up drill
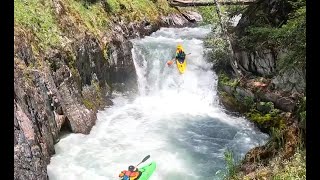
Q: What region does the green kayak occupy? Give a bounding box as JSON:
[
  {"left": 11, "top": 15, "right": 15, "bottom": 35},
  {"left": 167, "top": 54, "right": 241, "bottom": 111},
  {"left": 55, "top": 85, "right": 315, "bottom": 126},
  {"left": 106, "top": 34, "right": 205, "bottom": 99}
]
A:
[{"left": 138, "top": 161, "right": 156, "bottom": 180}]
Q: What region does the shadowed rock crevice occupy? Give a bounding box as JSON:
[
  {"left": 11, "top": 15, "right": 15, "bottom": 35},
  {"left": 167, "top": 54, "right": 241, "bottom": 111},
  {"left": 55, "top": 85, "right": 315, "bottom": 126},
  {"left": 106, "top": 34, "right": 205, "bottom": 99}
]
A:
[{"left": 58, "top": 117, "right": 72, "bottom": 139}]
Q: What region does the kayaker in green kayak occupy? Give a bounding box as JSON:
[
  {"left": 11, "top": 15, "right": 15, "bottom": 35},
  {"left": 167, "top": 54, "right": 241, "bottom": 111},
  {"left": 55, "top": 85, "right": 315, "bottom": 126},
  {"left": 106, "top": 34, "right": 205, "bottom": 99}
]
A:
[
  {"left": 119, "top": 165, "right": 141, "bottom": 180},
  {"left": 118, "top": 155, "right": 156, "bottom": 180}
]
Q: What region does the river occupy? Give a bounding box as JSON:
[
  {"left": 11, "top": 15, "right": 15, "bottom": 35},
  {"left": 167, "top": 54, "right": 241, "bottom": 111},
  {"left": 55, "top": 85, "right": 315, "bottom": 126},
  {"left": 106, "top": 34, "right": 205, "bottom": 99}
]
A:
[{"left": 47, "top": 25, "right": 268, "bottom": 180}]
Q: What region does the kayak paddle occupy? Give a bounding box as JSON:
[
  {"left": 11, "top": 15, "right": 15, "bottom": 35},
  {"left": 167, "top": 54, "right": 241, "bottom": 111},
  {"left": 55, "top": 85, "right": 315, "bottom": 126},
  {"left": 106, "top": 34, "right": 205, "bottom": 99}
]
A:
[
  {"left": 166, "top": 53, "right": 191, "bottom": 66},
  {"left": 136, "top": 155, "right": 150, "bottom": 167}
]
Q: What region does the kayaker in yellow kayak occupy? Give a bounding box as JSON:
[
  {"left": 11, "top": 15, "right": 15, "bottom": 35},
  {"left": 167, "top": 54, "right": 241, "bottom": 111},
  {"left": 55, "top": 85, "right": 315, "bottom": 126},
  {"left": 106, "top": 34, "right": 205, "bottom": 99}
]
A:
[
  {"left": 175, "top": 44, "right": 186, "bottom": 63},
  {"left": 166, "top": 44, "right": 187, "bottom": 65},
  {"left": 166, "top": 44, "right": 188, "bottom": 73}
]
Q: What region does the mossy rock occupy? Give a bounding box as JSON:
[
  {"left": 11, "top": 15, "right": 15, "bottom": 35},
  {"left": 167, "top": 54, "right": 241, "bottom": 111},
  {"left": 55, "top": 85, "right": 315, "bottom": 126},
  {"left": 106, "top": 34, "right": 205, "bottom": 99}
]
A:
[
  {"left": 257, "top": 101, "right": 274, "bottom": 114},
  {"left": 219, "top": 91, "right": 247, "bottom": 113},
  {"left": 246, "top": 110, "right": 285, "bottom": 133}
]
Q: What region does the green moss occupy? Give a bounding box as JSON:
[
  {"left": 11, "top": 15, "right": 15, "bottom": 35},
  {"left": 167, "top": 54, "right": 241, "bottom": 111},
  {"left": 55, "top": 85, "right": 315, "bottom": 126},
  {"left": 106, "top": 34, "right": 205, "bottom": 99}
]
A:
[
  {"left": 14, "top": 0, "right": 62, "bottom": 50},
  {"left": 218, "top": 72, "right": 239, "bottom": 87},
  {"left": 296, "top": 96, "right": 306, "bottom": 123},
  {"left": 82, "top": 98, "right": 95, "bottom": 109},
  {"left": 205, "top": 36, "right": 230, "bottom": 67},
  {"left": 15, "top": 0, "right": 174, "bottom": 51},
  {"left": 195, "top": 5, "right": 229, "bottom": 25},
  {"left": 65, "top": 0, "right": 110, "bottom": 36},
  {"left": 246, "top": 110, "right": 284, "bottom": 129},
  {"left": 248, "top": 111, "right": 272, "bottom": 123},
  {"left": 257, "top": 101, "right": 274, "bottom": 114},
  {"left": 81, "top": 82, "right": 105, "bottom": 111},
  {"left": 243, "top": 96, "right": 255, "bottom": 109},
  {"left": 104, "top": 0, "right": 171, "bottom": 22},
  {"left": 104, "top": 0, "right": 121, "bottom": 13},
  {"left": 219, "top": 91, "right": 247, "bottom": 113},
  {"left": 131, "top": 0, "right": 158, "bottom": 19},
  {"left": 62, "top": 0, "right": 174, "bottom": 36},
  {"left": 92, "top": 81, "right": 104, "bottom": 107},
  {"left": 155, "top": 0, "right": 175, "bottom": 15}
]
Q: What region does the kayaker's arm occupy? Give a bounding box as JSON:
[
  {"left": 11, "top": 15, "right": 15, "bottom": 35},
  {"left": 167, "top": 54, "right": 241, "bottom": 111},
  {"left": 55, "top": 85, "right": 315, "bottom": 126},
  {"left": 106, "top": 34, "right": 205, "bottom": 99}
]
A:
[{"left": 119, "top": 171, "right": 125, "bottom": 178}]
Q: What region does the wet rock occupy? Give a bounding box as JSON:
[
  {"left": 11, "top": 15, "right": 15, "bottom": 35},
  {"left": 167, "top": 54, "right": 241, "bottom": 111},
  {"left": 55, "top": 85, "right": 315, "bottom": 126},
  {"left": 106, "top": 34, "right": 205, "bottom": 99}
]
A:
[
  {"left": 75, "top": 34, "right": 109, "bottom": 88},
  {"left": 235, "top": 86, "right": 255, "bottom": 100},
  {"left": 259, "top": 92, "right": 295, "bottom": 112},
  {"left": 14, "top": 95, "right": 51, "bottom": 180},
  {"left": 230, "top": 0, "right": 293, "bottom": 77},
  {"left": 181, "top": 11, "right": 203, "bottom": 22},
  {"left": 14, "top": 32, "right": 35, "bottom": 67},
  {"left": 234, "top": 49, "right": 276, "bottom": 77},
  {"left": 240, "top": 146, "right": 275, "bottom": 174},
  {"left": 108, "top": 30, "right": 138, "bottom": 92},
  {"left": 271, "top": 67, "right": 305, "bottom": 94},
  {"left": 160, "top": 13, "right": 193, "bottom": 27},
  {"left": 58, "top": 77, "right": 97, "bottom": 133},
  {"left": 219, "top": 84, "right": 235, "bottom": 95}
]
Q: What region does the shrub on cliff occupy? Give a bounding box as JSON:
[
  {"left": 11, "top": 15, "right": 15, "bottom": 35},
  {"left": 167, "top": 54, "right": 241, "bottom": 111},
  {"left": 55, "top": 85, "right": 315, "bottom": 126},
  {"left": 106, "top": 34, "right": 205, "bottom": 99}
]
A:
[{"left": 238, "top": 0, "right": 306, "bottom": 71}]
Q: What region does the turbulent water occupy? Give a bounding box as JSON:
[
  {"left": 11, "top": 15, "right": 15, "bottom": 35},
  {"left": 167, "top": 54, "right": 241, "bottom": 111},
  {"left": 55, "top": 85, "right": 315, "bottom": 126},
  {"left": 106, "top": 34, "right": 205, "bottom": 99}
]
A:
[{"left": 47, "top": 25, "right": 268, "bottom": 180}]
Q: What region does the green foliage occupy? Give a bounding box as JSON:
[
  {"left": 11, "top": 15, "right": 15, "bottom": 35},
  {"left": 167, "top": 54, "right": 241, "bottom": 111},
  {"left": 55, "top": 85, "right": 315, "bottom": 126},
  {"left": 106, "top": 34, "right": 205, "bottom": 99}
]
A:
[
  {"left": 219, "top": 91, "right": 248, "bottom": 113},
  {"left": 299, "top": 111, "right": 306, "bottom": 126},
  {"left": 243, "top": 96, "right": 254, "bottom": 109},
  {"left": 215, "top": 149, "right": 239, "bottom": 179},
  {"left": 297, "top": 96, "right": 306, "bottom": 129},
  {"left": 102, "top": 0, "right": 161, "bottom": 22},
  {"left": 257, "top": 101, "right": 274, "bottom": 114},
  {"left": 66, "top": 0, "right": 109, "bottom": 35},
  {"left": 155, "top": 0, "right": 174, "bottom": 15},
  {"left": 196, "top": 6, "right": 220, "bottom": 25},
  {"left": 218, "top": 72, "right": 239, "bottom": 87},
  {"left": 82, "top": 98, "right": 95, "bottom": 109},
  {"left": 246, "top": 109, "right": 284, "bottom": 129},
  {"left": 205, "top": 35, "right": 230, "bottom": 68},
  {"left": 272, "top": 150, "right": 306, "bottom": 180},
  {"left": 270, "top": 127, "right": 285, "bottom": 148},
  {"left": 297, "top": 96, "right": 306, "bottom": 115},
  {"left": 132, "top": 0, "right": 159, "bottom": 21},
  {"left": 224, "top": 149, "right": 237, "bottom": 178},
  {"left": 15, "top": 0, "right": 174, "bottom": 50},
  {"left": 14, "top": 0, "right": 62, "bottom": 50},
  {"left": 104, "top": 0, "right": 121, "bottom": 13},
  {"left": 218, "top": 71, "right": 231, "bottom": 85},
  {"left": 224, "top": 5, "right": 246, "bottom": 18},
  {"left": 238, "top": 0, "right": 306, "bottom": 71}
]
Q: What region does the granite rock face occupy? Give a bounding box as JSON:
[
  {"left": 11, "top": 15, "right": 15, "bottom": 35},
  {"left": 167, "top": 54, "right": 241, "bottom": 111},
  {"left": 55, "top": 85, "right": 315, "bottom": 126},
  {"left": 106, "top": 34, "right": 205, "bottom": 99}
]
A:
[{"left": 14, "top": 10, "right": 203, "bottom": 179}]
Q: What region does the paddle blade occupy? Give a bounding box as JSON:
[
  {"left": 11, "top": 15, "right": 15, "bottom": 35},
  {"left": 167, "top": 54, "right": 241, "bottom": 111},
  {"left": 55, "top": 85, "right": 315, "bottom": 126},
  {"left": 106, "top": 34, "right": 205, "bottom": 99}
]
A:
[
  {"left": 136, "top": 155, "right": 150, "bottom": 167},
  {"left": 167, "top": 60, "right": 173, "bottom": 66},
  {"left": 141, "top": 155, "right": 150, "bottom": 163}
]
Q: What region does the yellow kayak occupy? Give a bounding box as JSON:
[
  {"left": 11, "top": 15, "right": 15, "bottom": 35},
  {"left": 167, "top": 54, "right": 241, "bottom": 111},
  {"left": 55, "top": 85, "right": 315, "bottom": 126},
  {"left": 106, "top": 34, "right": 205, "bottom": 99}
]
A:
[{"left": 176, "top": 59, "right": 187, "bottom": 74}]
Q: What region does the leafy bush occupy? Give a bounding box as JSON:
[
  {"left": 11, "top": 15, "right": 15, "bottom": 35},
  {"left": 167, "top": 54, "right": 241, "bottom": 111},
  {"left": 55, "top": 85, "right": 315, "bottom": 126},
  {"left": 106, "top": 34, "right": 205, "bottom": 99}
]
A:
[{"left": 238, "top": 0, "right": 306, "bottom": 71}]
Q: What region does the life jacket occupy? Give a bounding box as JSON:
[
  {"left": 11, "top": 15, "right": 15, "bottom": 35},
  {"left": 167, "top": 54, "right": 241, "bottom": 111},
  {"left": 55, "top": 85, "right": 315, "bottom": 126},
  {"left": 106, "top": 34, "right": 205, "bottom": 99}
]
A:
[
  {"left": 176, "top": 50, "right": 186, "bottom": 63},
  {"left": 120, "top": 170, "right": 140, "bottom": 180}
]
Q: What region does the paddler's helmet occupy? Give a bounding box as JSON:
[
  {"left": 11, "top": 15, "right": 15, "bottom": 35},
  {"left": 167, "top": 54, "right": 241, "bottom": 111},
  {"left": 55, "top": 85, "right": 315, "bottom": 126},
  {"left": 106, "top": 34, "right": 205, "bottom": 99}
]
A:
[
  {"left": 176, "top": 44, "right": 183, "bottom": 50},
  {"left": 128, "top": 165, "right": 135, "bottom": 171}
]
